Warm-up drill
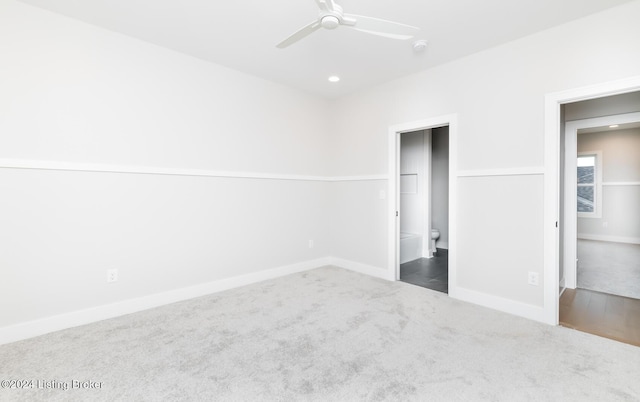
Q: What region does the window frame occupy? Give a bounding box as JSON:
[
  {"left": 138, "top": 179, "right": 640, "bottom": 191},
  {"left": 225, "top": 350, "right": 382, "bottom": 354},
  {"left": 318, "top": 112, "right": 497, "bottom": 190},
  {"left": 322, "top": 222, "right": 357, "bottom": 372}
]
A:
[{"left": 577, "top": 150, "right": 602, "bottom": 219}]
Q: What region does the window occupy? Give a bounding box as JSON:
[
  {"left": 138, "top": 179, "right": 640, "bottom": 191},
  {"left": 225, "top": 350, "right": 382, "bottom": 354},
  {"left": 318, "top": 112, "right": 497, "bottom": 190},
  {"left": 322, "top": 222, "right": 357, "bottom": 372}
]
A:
[
  {"left": 577, "top": 152, "right": 602, "bottom": 218},
  {"left": 577, "top": 155, "right": 595, "bottom": 212}
]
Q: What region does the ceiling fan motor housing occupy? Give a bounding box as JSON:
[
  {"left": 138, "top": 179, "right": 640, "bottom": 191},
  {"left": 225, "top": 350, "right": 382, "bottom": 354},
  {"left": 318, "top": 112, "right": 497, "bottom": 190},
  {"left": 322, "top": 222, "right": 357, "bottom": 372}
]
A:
[{"left": 321, "top": 15, "right": 340, "bottom": 29}]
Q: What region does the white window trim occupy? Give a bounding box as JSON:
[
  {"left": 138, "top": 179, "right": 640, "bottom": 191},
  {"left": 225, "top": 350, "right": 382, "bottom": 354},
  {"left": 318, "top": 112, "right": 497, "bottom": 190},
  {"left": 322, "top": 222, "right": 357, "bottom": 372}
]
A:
[{"left": 577, "top": 150, "right": 602, "bottom": 219}]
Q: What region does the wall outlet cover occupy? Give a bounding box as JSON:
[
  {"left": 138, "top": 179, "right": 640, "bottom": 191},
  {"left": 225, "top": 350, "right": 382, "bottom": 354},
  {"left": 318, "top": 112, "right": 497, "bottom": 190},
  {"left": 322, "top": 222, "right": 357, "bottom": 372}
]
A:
[{"left": 107, "top": 269, "right": 118, "bottom": 283}]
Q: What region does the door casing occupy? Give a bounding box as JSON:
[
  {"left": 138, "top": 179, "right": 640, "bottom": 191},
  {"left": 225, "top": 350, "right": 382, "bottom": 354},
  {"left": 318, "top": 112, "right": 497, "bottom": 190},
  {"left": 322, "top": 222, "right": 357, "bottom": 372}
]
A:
[
  {"left": 544, "top": 75, "right": 640, "bottom": 325},
  {"left": 388, "top": 114, "right": 458, "bottom": 297}
]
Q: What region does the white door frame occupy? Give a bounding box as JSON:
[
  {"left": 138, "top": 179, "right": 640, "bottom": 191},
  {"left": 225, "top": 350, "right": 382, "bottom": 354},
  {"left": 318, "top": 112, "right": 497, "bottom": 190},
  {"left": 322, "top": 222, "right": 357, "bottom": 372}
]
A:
[
  {"left": 388, "top": 114, "right": 458, "bottom": 296},
  {"left": 423, "top": 129, "right": 433, "bottom": 258},
  {"left": 564, "top": 112, "right": 640, "bottom": 289},
  {"left": 544, "top": 76, "right": 640, "bottom": 325}
]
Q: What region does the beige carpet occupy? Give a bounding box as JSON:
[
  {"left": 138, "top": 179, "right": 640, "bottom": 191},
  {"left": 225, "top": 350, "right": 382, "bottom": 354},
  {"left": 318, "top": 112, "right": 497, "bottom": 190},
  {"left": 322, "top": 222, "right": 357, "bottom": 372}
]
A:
[{"left": 1, "top": 266, "right": 639, "bottom": 401}]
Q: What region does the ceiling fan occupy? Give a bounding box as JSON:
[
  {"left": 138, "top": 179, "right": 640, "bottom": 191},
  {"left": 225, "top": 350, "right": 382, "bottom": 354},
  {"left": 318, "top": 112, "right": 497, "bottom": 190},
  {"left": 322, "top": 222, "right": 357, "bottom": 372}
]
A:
[{"left": 277, "top": 0, "right": 420, "bottom": 48}]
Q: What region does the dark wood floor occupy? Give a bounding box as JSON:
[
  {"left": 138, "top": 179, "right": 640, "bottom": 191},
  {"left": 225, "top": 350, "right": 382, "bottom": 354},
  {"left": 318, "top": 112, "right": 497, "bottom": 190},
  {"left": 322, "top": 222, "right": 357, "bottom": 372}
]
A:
[
  {"left": 400, "top": 249, "right": 448, "bottom": 293},
  {"left": 560, "top": 287, "right": 640, "bottom": 347}
]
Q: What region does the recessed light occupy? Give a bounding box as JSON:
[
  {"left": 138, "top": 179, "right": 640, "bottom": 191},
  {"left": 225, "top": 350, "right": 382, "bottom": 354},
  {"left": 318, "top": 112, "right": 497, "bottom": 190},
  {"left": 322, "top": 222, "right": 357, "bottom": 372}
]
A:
[
  {"left": 328, "top": 75, "right": 340, "bottom": 83},
  {"left": 609, "top": 124, "right": 619, "bottom": 128}
]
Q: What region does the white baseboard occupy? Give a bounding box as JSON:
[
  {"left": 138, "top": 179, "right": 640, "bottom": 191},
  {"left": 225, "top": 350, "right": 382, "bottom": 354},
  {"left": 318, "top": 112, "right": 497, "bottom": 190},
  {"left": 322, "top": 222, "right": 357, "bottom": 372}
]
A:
[
  {"left": 435, "top": 241, "right": 449, "bottom": 249},
  {"left": 0, "top": 257, "right": 330, "bottom": 346},
  {"left": 452, "top": 286, "right": 547, "bottom": 324},
  {"left": 577, "top": 233, "right": 640, "bottom": 245},
  {"left": 329, "top": 257, "right": 394, "bottom": 281}
]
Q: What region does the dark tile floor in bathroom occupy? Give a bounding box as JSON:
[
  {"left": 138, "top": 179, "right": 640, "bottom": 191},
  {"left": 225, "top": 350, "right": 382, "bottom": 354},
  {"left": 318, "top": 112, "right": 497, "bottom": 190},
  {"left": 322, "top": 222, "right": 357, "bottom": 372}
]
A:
[{"left": 400, "top": 249, "right": 448, "bottom": 293}]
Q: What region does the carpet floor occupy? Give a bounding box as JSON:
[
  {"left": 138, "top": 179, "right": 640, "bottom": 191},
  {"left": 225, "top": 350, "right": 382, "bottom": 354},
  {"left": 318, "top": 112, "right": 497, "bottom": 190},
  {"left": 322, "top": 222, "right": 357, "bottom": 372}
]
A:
[
  {"left": 577, "top": 239, "right": 640, "bottom": 300},
  {"left": 1, "top": 266, "right": 639, "bottom": 401}
]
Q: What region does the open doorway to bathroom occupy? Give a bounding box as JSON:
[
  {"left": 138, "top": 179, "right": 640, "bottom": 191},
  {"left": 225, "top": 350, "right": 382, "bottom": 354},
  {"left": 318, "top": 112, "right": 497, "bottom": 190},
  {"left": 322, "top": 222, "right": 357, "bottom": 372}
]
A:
[{"left": 398, "top": 126, "right": 450, "bottom": 293}]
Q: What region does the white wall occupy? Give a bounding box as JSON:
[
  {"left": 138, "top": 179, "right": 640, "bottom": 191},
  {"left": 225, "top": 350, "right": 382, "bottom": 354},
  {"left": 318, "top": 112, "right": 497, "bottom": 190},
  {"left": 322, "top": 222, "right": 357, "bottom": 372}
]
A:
[
  {"left": 0, "top": 1, "right": 331, "bottom": 175},
  {"left": 328, "top": 180, "right": 388, "bottom": 271},
  {"left": 0, "top": 1, "right": 333, "bottom": 331},
  {"left": 329, "top": 1, "right": 640, "bottom": 312},
  {"left": 577, "top": 128, "right": 640, "bottom": 242},
  {"left": 431, "top": 127, "right": 449, "bottom": 249},
  {"left": 400, "top": 131, "right": 426, "bottom": 236}
]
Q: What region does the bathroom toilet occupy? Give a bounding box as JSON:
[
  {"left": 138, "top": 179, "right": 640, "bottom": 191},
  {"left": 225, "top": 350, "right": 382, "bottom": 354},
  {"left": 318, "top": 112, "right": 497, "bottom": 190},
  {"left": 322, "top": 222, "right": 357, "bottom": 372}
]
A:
[{"left": 431, "top": 229, "right": 440, "bottom": 255}]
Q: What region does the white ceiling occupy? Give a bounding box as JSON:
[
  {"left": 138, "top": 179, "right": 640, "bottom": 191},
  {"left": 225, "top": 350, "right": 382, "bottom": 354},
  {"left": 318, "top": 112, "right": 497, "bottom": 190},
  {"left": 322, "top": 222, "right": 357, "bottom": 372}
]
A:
[{"left": 19, "top": 0, "right": 634, "bottom": 99}]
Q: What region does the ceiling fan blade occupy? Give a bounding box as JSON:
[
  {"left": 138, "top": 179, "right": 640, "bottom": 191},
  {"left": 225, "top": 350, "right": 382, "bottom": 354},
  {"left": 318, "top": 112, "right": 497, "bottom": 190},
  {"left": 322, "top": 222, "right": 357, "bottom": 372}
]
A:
[
  {"left": 347, "top": 14, "right": 419, "bottom": 40},
  {"left": 315, "top": 0, "right": 336, "bottom": 13},
  {"left": 276, "top": 21, "right": 321, "bottom": 48}
]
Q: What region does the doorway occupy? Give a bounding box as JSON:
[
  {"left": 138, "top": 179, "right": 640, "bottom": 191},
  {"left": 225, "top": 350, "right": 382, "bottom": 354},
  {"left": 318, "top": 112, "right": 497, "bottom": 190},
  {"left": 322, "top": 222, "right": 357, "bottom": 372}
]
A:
[
  {"left": 397, "top": 127, "right": 450, "bottom": 293},
  {"left": 388, "top": 115, "right": 458, "bottom": 297},
  {"left": 559, "top": 108, "right": 640, "bottom": 296},
  {"left": 543, "top": 76, "right": 640, "bottom": 326},
  {"left": 574, "top": 142, "right": 640, "bottom": 299},
  {"left": 560, "top": 107, "right": 640, "bottom": 346},
  {"left": 562, "top": 109, "right": 640, "bottom": 295},
  {"left": 546, "top": 82, "right": 640, "bottom": 344}
]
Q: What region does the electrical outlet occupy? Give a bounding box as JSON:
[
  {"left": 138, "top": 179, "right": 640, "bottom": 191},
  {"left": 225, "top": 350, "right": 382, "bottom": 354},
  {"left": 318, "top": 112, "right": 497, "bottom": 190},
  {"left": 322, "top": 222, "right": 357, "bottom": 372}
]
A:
[
  {"left": 602, "top": 221, "right": 608, "bottom": 228},
  {"left": 527, "top": 271, "right": 539, "bottom": 286},
  {"left": 107, "top": 269, "right": 118, "bottom": 283},
  {"left": 308, "top": 240, "right": 314, "bottom": 249}
]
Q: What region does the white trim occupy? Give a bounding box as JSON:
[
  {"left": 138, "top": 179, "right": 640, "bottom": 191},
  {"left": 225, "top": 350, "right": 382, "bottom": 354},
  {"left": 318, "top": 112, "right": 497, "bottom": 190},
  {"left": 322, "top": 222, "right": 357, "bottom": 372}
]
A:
[
  {"left": 546, "top": 76, "right": 640, "bottom": 106},
  {"left": 577, "top": 233, "right": 640, "bottom": 245},
  {"left": 559, "top": 284, "right": 567, "bottom": 297},
  {"left": 603, "top": 181, "right": 640, "bottom": 186},
  {"left": 388, "top": 114, "right": 458, "bottom": 298},
  {"left": 0, "top": 158, "right": 387, "bottom": 183},
  {"left": 388, "top": 129, "right": 401, "bottom": 282},
  {"left": 454, "top": 286, "right": 547, "bottom": 324},
  {"left": 0, "top": 257, "right": 330, "bottom": 346},
  {"left": 423, "top": 129, "right": 433, "bottom": 258},
  {"left": 544, "top": 75, "right": 640, "bottom": 326},
  {"left": 329, "top": 257, "right": 394, "bottom": 281},
  {"left": 457, "top": 166, "right": 545, "bottom": 177},
  {"left": 449, "top": 122, "right": 458, "bottom": 300},
  {"left": 329, "top": 175, "right": 389, "bottom": 182},
  {"left": 566, "top": 112, "right": 640, "bottom": 127},
  {"left": 564, "top": 122, "right": 579, "bottom": 289}
]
